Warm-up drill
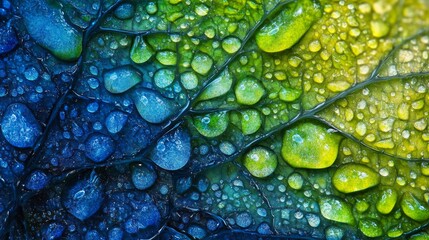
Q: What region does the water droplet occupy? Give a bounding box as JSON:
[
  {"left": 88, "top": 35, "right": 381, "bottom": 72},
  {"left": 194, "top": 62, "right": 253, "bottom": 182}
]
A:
[
  {"left": 87, "top": 77, "right": 99, "bottom": 89},
  {"left": 240, "top": 109, "right": 262, "bottom": 135},
  {"left": 146, "top": 2, "right": 157, "bottom": 14},
  {"left": 180, "top": 72, "right": 199, "bottom": 90},
  {"left": 1, "top": 103, "right": 42, "bottom": 148},
  {"left": 130, "top": 36, "right": 154, "bottom": 64},
  {"left": 235, "top": 77, "right": 265, "bottom": 105},
  {"left": 86, "top": 102, "right": 99, "bottom": 113},
  {"left": 194, "top": 112, "right": 229, "bottom": 138},
  {"left": 105, "top": 111, "right": 128, "bottom": 134},
  {"left": 243, "top": 146, "right": 277, "bottom": 178},
  {"left": 370, "top": 20, "right": 390, "bottom": 38},
  {"left": 84, "top": 133, "right": 115, "bottom": 163},
  {"left": 151, "top": 127, "right": 190, "bottom": 170},
  {"left": 195, "top": 4, "right": 209, "bottom": 16},
  {"left": 154, "top": 68, "right": 175, "bottom": 88},
  {"left": 63, "top": 172, "right": 104, "bottom": 221},
  {"left": 222, "top": 36, "right": 241, "bottom": 54},
  {"left": 414, "top": 119, "right": 427, "bottom": 131},
  {"left": 319, "top": 197, "right": 355, "bottom": 225},
  {"left": 133, "top": 89, "right": 176, "bottom": 123},
  {"left": 191, "top": 53, "right": 213, "bottom": 75},
  {"left": 255, "top": 0, "right": 322, "bottom": 52},
  {"left": 355, "top": 122, "right": 367, "bottom": 136},
  {"left": 308, "top": 40, "right": 322, "bottom": 52},
  {"left": 156, "top": 51, "right": 177, "bottom": 66},
  {"left": 219, "top": 141, "right": 236, "bottom": 155},
  {"left": 282, "top": 123, "right": 341, "bottom": 169},
  {"left": 333, "top": 163, "right": 380, "bottom": 193},
  {"left": 24, "top": 66, "right": 39, "bottom": 81},
  {"left": 198, "top": 69, "right": 232, "bottom": 101},
  {"left": 288, "top": 172, "right": 304, "bottom": 190},
  {"left": 131, "top": 163, "right": 157, "bottom": 190},
  {"left": 25, "top": 170, "right": 49, "bottom": 191},
  {"left": 103, "top": 66, "right": 142, "bottom": 94},
  {"left": 235, "top": 212, "right": 252, "bottom": 228},
  {"left": 327, "top": 81, "right": 351, "bottom": 92}
]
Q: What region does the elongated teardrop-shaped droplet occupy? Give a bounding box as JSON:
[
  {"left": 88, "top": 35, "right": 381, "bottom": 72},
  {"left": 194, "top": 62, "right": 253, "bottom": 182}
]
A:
[
  {"left": 133, "top": 89, "right": 176, "bottom": 123},
  {"left": 1, "top": 103, "right": 42, "bottom": 148},
  {"left": 104, "top": 66, "right": 142, "bottom": 94},
  {"left": 19, "top": 0, "right": 82, "bottom": 60},
  {"left": 151, "top": 127, "right": 190, "bottom": 170},
  {"left": 130, "top": 36, "right": 154, "bottom": 64},
  {"left": 256, "top": 0, "right": 322, "bottom": 53}
]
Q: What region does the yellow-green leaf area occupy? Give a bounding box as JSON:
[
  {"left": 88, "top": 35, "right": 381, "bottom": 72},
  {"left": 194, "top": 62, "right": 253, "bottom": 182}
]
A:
[
  {"left": 410, "top": 233, "right": 429, "bottom": 240},
  {"left": 242, "top": 146, "right": 278, "bottom": 178},
  {"left": 281, "top": 122, "right": 341, "bottom": 169},
  {"left": 376, "top": 188, "right": 398, "bottom": 214},
  {"left": 359, "top": 219, "right": 383, "bottom": 238},
  {"left": 130, "top": 36, "right": 154, "bottom": 64},
  {"left": 198, "top": 70, "right": 232, "bottom": 101},
  {"left": 235, "top": 77, "right": 265, "bottom": 105},
  {"left": 256, "top": 0, "right": 322, "bottom": 53},
  {"left": 240, "top": 110, "right": 262, "bottom": 135},
  {"left": 401, "top": 192, "right": 429, "bottom": 222},
  {"left": 319, "top": 197, "right": 355, "bottom": 225},
  {"left": 279, "top": 87, "right": 302, "bottom": 102},
  {"left": 332, "top": 163, "right": 380, "bottom": 194}
]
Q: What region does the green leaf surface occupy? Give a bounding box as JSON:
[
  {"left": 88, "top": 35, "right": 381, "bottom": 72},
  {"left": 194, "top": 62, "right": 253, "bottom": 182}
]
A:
[{"left": 21, "top": 0, "right": 429, "bottom": 238}]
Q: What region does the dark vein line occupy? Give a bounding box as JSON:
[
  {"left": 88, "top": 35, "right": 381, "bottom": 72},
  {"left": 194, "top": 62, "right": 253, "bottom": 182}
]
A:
[
  {"left": 54, "top": 0, "right": 296, "bottom": 173},
  {"left": 311, "top": 105, "right": 429, "bottom": 162},
  {"left": 98, "top": 27, "right": 180, "bottom": 36},
  {"left": 232, "top": 161, "right": 279, "bottom": 234},
  {"left": 30, "top": 0, "right": 127, "bottom": 164}
]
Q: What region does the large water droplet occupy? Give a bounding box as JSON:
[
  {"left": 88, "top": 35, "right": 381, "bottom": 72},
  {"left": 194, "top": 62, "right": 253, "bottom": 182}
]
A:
[
  {"left": 198, "top": 69, "right": 232, "bottom": 101},
  {"left": 133, "top": 89, "right": 176, "bottom": 123},
  {"left": 154, "top": 68, "right": 175, "bottom": 88},
  {"left": 105, "top": 111, "right": 128, "bottom": 134},
  {"left": 19, "top": 0, "right": 82, "bottom": 60},
  {"left": 130, "top": 36, "right": 154, "bottom": 64},
  {"left": 180, "top": 72, "right": 199, "bottom": 90},
  {"left": 103, "top": 66, "right": 142, "bottom": 94},
  {"left": 151, "top": 127, "right": 191, "bottom": 170},
  {"left": 193, "top": 112, "right": 229, "bottom": 138},
  {"left": 131, "top": 163, "right": 157, "bottom": 190},
  {"left": 84, "top": 133, "right": 115, "bottom": 163},
  {"left": 191, "top": 53, "right": 213, "bottom": 75},
  {"left": 25, "top": 170, "right": 49, "bottom": 191},
  {"left": 235, "top": 77, "right": 265, "bottom": 105},
  {"left": 222, "top": 36, "right": 241, "bottom": 54},
  {"left": 255, "top": 0, "right": 322, "bottom": 52},
  {"left": 1, "top": 103, "right": 42, "bottom": 148},
  {"left": 63, "top": 172, "right": 104, "bottom": 221}
]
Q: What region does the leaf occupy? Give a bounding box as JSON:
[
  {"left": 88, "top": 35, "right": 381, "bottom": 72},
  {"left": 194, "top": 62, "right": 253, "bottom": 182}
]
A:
[
  {"left": 4, "top": 0, "right": 429, "bottom": 239},
  {"left": 318, "top": 31, "right": 429, "bottom": 160},
  {"left": 197, "top": 68, "right": 233, "bottom": 101}
]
